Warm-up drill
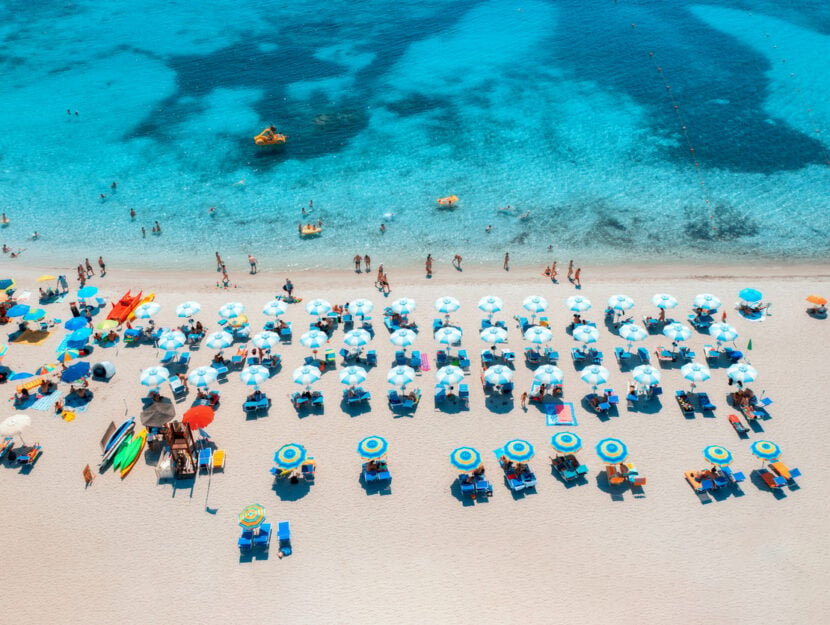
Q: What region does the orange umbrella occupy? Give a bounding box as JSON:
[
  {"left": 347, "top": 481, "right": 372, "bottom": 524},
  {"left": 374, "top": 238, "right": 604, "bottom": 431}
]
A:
[
  {"left": 806, "top": 295, "right": 826, "bottom": 306},
  {"left": 182, "top": 405, "right": 214, "bottom": 430}
]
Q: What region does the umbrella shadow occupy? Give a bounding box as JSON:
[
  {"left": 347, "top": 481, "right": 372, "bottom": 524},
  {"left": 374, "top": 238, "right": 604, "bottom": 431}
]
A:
[
  {"left": 749, "top": 470, "right": 788, "bottom": 499},
  {"left": 484, "top": 394, "right": 514, "bottom": 414},
  {"left": 272, "top": 477, "right": 311, "bottom": 501},
  {"left": 450, "top": 480, "right": 477, "bottom": 506},
  {"left": 359, "top": 473, "right": 392, "bottom": 496},
  {"left": 548, "top": 462, "right": 589, "bottom": 489},
  {"left": 434, "top": 397, "right": 465, "bottom": 415},
  {"left": 239, "top": 548, "right": 270, "bottom": 564},
  {"left": 594, "top": 471, "right": 627, "bottom": 502},
  {"left": 340, "top": 399, "right": 372, "bottom": 418}
]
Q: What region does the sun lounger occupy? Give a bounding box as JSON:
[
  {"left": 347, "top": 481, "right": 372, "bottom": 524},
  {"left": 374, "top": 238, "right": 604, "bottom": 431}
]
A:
[
  {"left": 630, "top": 476, "right": 647, "bottom": 488},
  {"left": 759, "top": 469, "right": 787, "bottom": 489},
  {"left": 244, "top": 396, "right": 270, "bottom": 412},
  {"left": 0, "top": 436, "right": 13, "bottom": 459},
  {"left": 394, "top": 350, "right": 407, "bottom": 366},
  {"left": 16, "top": 443, "right": 42, "bottom": 465},
  {"left": 720, "top": 465, "right": 744, "bottom": 483},
  {"left": 656, "top": 347, "right": 674, "bottom": 362},
  {"left": 198, "top": 448, "right": 212, "bottom": 471},
  {"left": 362, "top": 463, "right": 378, "bottom": 482},
  {"left": 474, "top": 476, "right": 493, "bottom": 497},
  {"left": 160, "top": 350, "right": 177, "bottom": 364},
  {"left": 178, "top": 351, "right": 190, "bottom": 368},
  {"left": 277, "top": 521, "right": 292, "bottom": 556},
  {"left": 436, "top": 350, "right": 449, "bottom": 367},
  {"left": 589, "top": 349, "right": 603, "bottom": 364},
  {"left": 524, "top": 348, "right": 542, "bottom": 365},
  {"left": 311, "top": 391, "right": 324, "bottom": 407},
  {"left": 458, "top": 349, "right": 471, "bottom": 370},
  {"left": 678, "top": 346, "right": 695, "bottom": 361},
  {"left": 168, "top": 375, "right": 186, "bottom": 397},
  {"left": 636, "top": 347, "right": 650, "bottom": 364},
  {"left": 290, "top": 392, "right": 310, "bottom": 409},
  {"left": 366, "top": 349, "right": 377, "bottom": 367},
  {"left": 301, "top": 461, "right": 315, "bottom": 481},
  {"left": 571, "top": 347, "right": 587, "bottom": 363},
  {"left": 770, "top": 461, "right": 801, "bottom": 482},
  {"left": 434, "top": 385, "right": 447, "bottom": 403},
  {"left": 254, "top": 523, "right": 272, "bottom": 549},
  {"left": 458, "top": 474, "right": 475, "bottom": 497},
  {"left": 280, "top": 322, "right": 292, "bottom": 342},
  {"left": 675, "top": 390, "right": 695, "bottom": 415},
  {"left": 324, "top": 349, "right": 336, "bottom": 368},
  {"left": 409, "top": 350, "right": 421, "bottom": 369},
  {"left": 345, "top": 388, "right": 371, "bottom": 404},
  {"left": 614, "top": 347, "right": 632, "bottom": 367},
  {"left": 212, "top": 449, "right": 226, "bottom": 470},
  {"left": 521, "top": 470, "right": 536, "bottom": 488},
  {"left": 697, "top": 392, "right": 716, "bottom": 411},
  {"left": 210, "top": 362, "right": 229, "bottom": 378},
  {"left": 506, "top": 473, "right": 525, "bottom": 492},
  {"left": 481, "top": 350, "right": 495, "bottom": 367},
  {"left": 388, "top": 390, "right": 403, "bottom": 408},
  {"left": 401, "top": 388, "right": 421, "bottom": 409},
  {"left": 238, "top": 529, "right": 253, "bottom": 551},
  {"left": 376, "top": 467, "right": 391, "bottom": 481}
]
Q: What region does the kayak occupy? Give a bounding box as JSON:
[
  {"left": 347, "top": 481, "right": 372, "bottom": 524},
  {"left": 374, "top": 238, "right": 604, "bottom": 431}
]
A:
[
  {"left": 113, "top": 428, "right": 144, "bottom": 472},
  {"left": 100, "top": 417, "right": 135, "bottom": 468},
  {"left": 120, "top": 429, "right": 148, "bottom": 478},
  {"left": 107, "top": 290, "right": 143, "bottom": 323},
  {"left": 127, "top": 293, "right": 155, "bottom": 321}
]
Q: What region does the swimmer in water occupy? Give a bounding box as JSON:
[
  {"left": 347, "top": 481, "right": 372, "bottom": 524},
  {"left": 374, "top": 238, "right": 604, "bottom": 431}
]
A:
[
  {"left": 31, "top": 231, "right": 40, "bottom": 240},
  {"left": 129, "top": 208, "right": 136, "bottom": 219},
  {"left": 485, "top": 225, "right": 493, "bottom": 233}
]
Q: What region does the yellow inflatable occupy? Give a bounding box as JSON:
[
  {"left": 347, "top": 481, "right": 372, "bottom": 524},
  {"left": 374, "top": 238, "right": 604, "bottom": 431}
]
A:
[
  {"left": 254, "top": 127, "right": 287, "bottom": 146},
  {"left": 299, "top": 224, "right": 322, "bottom": 236},
  {"left": 437, "top": 195, "right": 458, "bottom": 206}
]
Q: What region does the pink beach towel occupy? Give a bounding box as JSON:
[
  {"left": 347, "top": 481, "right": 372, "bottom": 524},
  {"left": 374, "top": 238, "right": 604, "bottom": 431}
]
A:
[
  {"left": 420, "top": 352, "right": 430, "bottom": 372},
  {"left": 545, "top": 402, "right": 577, "bottom": 426}
]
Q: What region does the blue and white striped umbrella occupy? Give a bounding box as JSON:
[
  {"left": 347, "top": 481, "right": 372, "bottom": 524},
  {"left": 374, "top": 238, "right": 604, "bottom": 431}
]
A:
[
  {"left": 572, "top": 324, "right": 599, "bottom": 344},
  {"left": 387, "top": 365, "right": 415, "bottom": 388},
  {"left": 187, "top": 366, "right": 218, "bottom": 387},
  {"left": 390, "top": 328, "right": 417, "bottom": 347},
  {"left": 205, "top": 331, "right": 233, "bottom": 350},
  {"left": 608, "top": 294, "right": 634, "bottom": 311},
  {"left": 703, "top": 445, "right": 733, "bottom": 467},
  {"left": 480, "top": 326, "right": 508, "bottom": 345},
  {"left": 292, "top": 365, "right": 321, "bottom": 386},
  {"left": 619, "top": 324, "right": 647, "bottom": 343},
  {"left": 580, "top": 365, "right": 610, "bottom": 387},
  {"left": 344, "top": 329, "right": 371, "bottom": 348},
  {"left": 596, "top": 438, "right": 629, "bottom": 464},
  {"left": 709, "top": 322, "right": 739, "bottom": 343},
  {"left": 391, "top": 297, "right": 417, "bottom": 315},
  {"left": 357, "top": 435, "right": 388, "bottom": 459},
  {"left": 305, "top": 298, "right": 332, "bottom": 317},
  {"left": 662, "top": 322, "right": 692, "bottom": 342},
  {"left": 218, "top": 302, "right": 245, "bottom": 319},
  {"left": 503, "top": 439, "right": 535, "bottom": 463},
  {"left": 261, "top": 299, "right": 288, "bottom": 317},
  {"left": 651, "top": 293, "right": 678, "bottom": 309},
  {"left": 566, "top": 295, "right": 592, "bottom": 312},
  {"left": 176, "top": 301, "right": 201, "bottom": 318},
  {"left": 436, "top": 365, "right": 465, "bottom": 386},
  {"left": 484, "top": 365, "right": 513, "bottom": 386},
  {"left": 348, "top": 298, "right": 374, "bottom": 316},
  {"left": 551, "top": 431, "right": 583, "bottom": 454},
  {"left": 534, "top": 365, "right": 564, "bottom": 385},
  {"left": 450, "top": 447, "right": 482, "bottom": 472},
  {"left": 727, "top": 362, "right": 757, "bottom": 384},
  {"left": 140, "top": 366, "right": 169, "bottom": 388},
  {"left": 274, "top": 443, "right": 308, "bottom": 470},
  {"left": 300, "top": 330, "right": 328, "bottom": 349},
  {"left": 252, "top": 331, "right": 280, "bottom": 350},
  {"left": 750, "top": 440, "right": 781, "bottom": 461},
  {"left": 133, "top": 302, "right": 161, "bottom": 319},
  {"left": 739, "top": 288, "right": 762, "bottom": 303},
  {"left": 524, "top": 325, "right": 553, "bottom": 344},
  {"left": 632, "top": 365, "right": 661, "bottom": 386},
  {"left": 434, "top": 296, "right": 460, "bottom": 314},
  {"left": 693, "top": 293, "right": 721, "bottom": 312},
  {"left": 478, "top": 295, "right": 503, "bottom": 314},
  {"left": 434, "top": 326, "right": 462, "bottom": 346},
  {"left": 339, "top": 365, "right": 368, "bottom": 386},
  {"left": 240, "top": 365, "right": 270, "bottom": 386},
  {"left": 157, "top": 330, "right": 186, "bottom": 351},
  {"left": 681, "top": 362, "right": 711, "bottom": 384},
  {"left": 523, "top": 295, "right": 548, "bottom": 314}
]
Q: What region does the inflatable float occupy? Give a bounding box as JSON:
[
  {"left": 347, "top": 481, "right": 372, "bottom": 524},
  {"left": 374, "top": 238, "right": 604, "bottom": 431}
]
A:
[
  {"left": 299, "top": 224, "right": 322, "bottom": 237},
  {"left": 437, "top": 195, "right": 458, "bottom": 206},
  {"left": 107, "top": 290, "right": 143, "bottom": 323},
  {"left": 254, "top": 126, "right": 287, "bottom": 146}
]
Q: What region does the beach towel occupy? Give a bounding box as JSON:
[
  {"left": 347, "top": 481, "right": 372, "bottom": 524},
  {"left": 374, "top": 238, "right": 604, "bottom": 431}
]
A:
[
  {"left": 12, "top": 330, "right": 51, "bottom": 345},
  {"left": 32, "top": 390, "right": 63, "bottom": 411},
  {"left": 545, "top": 402, "right": 577, "bottom": 426},
  {"left": 420, "top": 352, "right": 430, "bottom": 372}
]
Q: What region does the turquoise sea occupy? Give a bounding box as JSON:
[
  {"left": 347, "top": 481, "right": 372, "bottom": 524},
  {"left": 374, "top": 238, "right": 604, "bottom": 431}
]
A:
[{"left": 0, "top": 0, "right": 828, "bottom": 271}]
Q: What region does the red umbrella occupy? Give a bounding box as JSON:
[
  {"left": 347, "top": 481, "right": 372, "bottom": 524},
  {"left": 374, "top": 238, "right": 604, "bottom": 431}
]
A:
[{"left": 182, "top": 405, "right": 214, "bottom": 430}]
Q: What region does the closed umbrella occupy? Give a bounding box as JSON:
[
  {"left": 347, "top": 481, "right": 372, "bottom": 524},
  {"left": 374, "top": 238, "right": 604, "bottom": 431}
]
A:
[
  {"left": 693, "top": 294, "right": 721, "bottom": 312},
  {"left": 61, "top": 361, "right": 91, "bottom": 382},
  {"left": 565, "top": 296, "right": 592, "bottom": 312},
  {"left": 580, "top": 365, "right": 610, "bottom": 389},
  {"left": 595, "top": 438, "right": 629, "bottom": 464},
  {"left": 662, "top": 322, "right": 692, "bottom": 342},
  {"left": 387, "top": 365, "right": 415, "bottom": 388},
  {"left": 651, "top": 293, "right": 678, "bottom": 309},
  {"left": 205, "top": 331, "right": 233, "bottom": 350},
  {"left": 274, "top": 444, "right": 308, "bottom": 470},
  {"left": 480, "top": 327, "right": 508, "bottom": 345},
  {"left": 252, "top": 331, "right": 280, "bottom": 350},
  {"left": 450, "top": 447, "right": 482, "bottom": 472},
  {"left": 524, "top": 326, "right": 552, "bottom": 344},
  {"left": 305, "top": 298, "right": 332, "bottom": 317},
  {"left": 484, "top": 365, "right": 513, "bottom": 386},
  {"left": 182, "top": 405, "right": 215, "bottom": 430},
  {"left": 434, "top": 296, "right": 460, "bottom": 314},
  {"left": 551, "top": 432, "right": 583, "bottom": 455},
  {"left": 632, "top": 365, "right": 661, "bottom": 386},
  {"left": 436, "top": 365, "right": 464, "bottom": 386},
  {"left": 140, "top": 366, "right": 169, "bottom": 388},
  {"left": 339, "top": 365, "right": 368, "bottom": 386},
  {"left": 261, "top": 300, "right": 288, "bottom": 317},
  {"left": 390, "top": 328, "right": 417, "bottom": 348},
  {"left": 727, "top": 363, "right": 757, "bottom": 384},
  {"left": 187, "top": 366, "right": 218, "bottom": 387},
  {"left": 478, "top": 295, "right": 503, "bottom": 315},
  {"left": 572, "top": 324, "right": 599, "bottom": 345},
  {"left": 240, "top": 365, "right": 270, "bottom": 387},
  {"left": 176, "top": 301, "right": 201, "bottom": 318},
  {"left": 348, "top": 298, "right": 374, "bottom": 317},
  {"left": 157, "top": 330, "right": 186, "bottom": 351},
  {"left": 292, "top": 365, "right": 321, "bottom": 387},
  {"left": 133, "top": 302, "right": 161, "bottom": 319},
  {"left": 218, "top": 302, "right": 245, "bottom": 319},
  {"left": 357, "top": 435, "right": 388, "bottom": 459},
  {"left": 300, "top": 330, "right": 328, "bottom": 349},
  {"left": 533, "top": 365, "right": 564, "bottom": 385},
  {"left": 391, "top": 297, "right": 417, "bottom": 315},
  {"left": 502, "top": 439, "right": 535, "bottom": 463}
]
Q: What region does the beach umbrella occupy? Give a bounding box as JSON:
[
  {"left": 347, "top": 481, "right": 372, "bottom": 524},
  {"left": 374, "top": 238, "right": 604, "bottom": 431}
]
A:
[
  {"left": 450, "top": 447, "right": 482, "bottom": 472},
  {"left": 36, "top": 275, "right": 56, "bottom": 282},
  {"left": 479, "top": 327, "right": 508, "bottom": 345},
  {"left": 95, "top": 319, "right": 118, "bottom": 331},
  {"left": 140, "top": 398, "right": 176, "bottom": 428},
  {"left": 133, "top": 302, "right": 161, "bottom": 319},
  {"left": 580, "top": 365, "right": 610, "bottom": 388},
  {"left": 726, "top": 363, "right": 758, "bottom": 384},
  {"left": 750, "top": 440, "right": 781, "bottom": 462},
  {"left": 533, "top": 364, "right": 564, "bottom": 385},
  {"left": 502, "top": 439, "right": 535, "bottom": 463},
  {"left": 703, "top": 445, "right": 733, "bottom": 467},
  {"left": 238, "top": 504, "right": 266, "bottom": 530},
  {"left": 64, "top": 317, "right": 87, "bottom": 331},
  {"left": 140, "top": 366, "right": 169, "bottom": 388},
  {"left": 6, "top": 304, "right": 30, "bottom": 318},
  {"left": 608, "top": 294, "right": 635, "bottom": 311},
  {"left": 390, "top": 297, "right": 417, "bottom": 315},
  {"left": 739, "top": 288, "right": 762, "bottom": 303},
  {"left": 572, "top": 324, "right": 599, "bottom": 345},
  {"left": 484, "top": 365, "right": 513, "bottom": 386},
  {"left": 274, "top": 443, "right": 308, "bottom": 470},
  {"left": 434, "top": 296, "right": 460, "bottom": 314},
  {"left": 61, "top": 361, "right": 91, "bottom": 382},
  {"left": 651, "top": 293, "right": 678, "bottom": 309},
  {"left": 0, "top": 414, "right": 31, "bottom": 443},
  {"left": 709, "top": 322, "right": 738, "bottom": 344},
  {"left": 339, "top": 365, "right": 368, "bottom": 386},
  {"left": 252, "top": 331, "right": 280, "bottom": 350},
  {"left": 524, "top": 325, "right": 552, "bottom": 344},
  {"left": 434, "top": 326, "right": 462, "bottom": 347},
  {"left": 478, "top": 295, "right": 503, "bottom": 315},
  {"left": 522, "top": 296, "right": 548, "bottom": 319},
  {"left": 348, "top": 298, "right": 374, "bottom": 317},
  {"left": 595, "top": 437, "right": 629, "bottom": 464},
  {"left": 176, "top": 301, "right": 202, "bottom": 318},
  {"left": 56, "top": 349, "right": 81, "bottom": 363},
  {"left": 389, "top": 328, "right": 417, "bottom": 348},
  {"left": 157, "top": 330, "right": 186, "bottom": 351},
  {"left": 0, "top": 278, "right": 15, "bottom": 291},
  {"left": 693, "top": 294, "right": 721, "bottom": 312},
  {"left": 551, "top": 431, "right": 583, "bottom": 455},
  {"left": 182, "top": 405, "right": 215, "bottom": 430},
  {"left": 187, "top": 366, "right": 218, "bottom": 388},
  {"left": 218, "top": 302, "right": 245, "bottom": 319},
  {"left": 619, "top": 324, "right": 647, "bottom": 350},
  {"left": 632, "top": 365, "right": 661, "bottom": 386},
  {"left": 305, "top": 298, "right": 332, "bottom": 317},
  {"left": 292, "top": 365, "right": 321, "bottom": 387},
  {"left": 806, "top": 295, "right": 826, "bottom": 306},
  {"left": 0, "top": 344, "right": 7, "bottom": 358},
  {"left": 386, "top": 365, "right": 415, "bottom": 388},
  {"left": 343, "top": 329, "right": 371, "bottom": 348},
  {"left": 69, "top": 327, "right": 92, "bottom": 342},
  {"left": 662, "top": 322, "right": 692, "bottom": 342},
  {"left": 357, "top": 435, "right": 388, "bottom": 459},
  {"left": 261, "top": 299, "right": 288, "bottom": 317},
  {"left": 436, "top": 365, "right": 464, "bottom": 386},
  {"left": 36, "top": 363, "right": 58, "bottom": 375},
  {"left": 205, "top": 331, "right": 233, "bottom": 350},
  {"left": 77, "top": 286, "right": 98, "bottom": 299},
  {"left": 300, "top": 330, "right": 328, "bottom": 349},
  {"left": 8, "top": 372, "right": 33, "bottom": 381},
  {"left": 566, "top": 295, "right": 592, "bottom": 312},
  {"left": 23, "top": 308, "right": 46, "bottom": 321},
  {"left": 681, "top": 362, "right": 711, "bottom": 386},
  {"left": 240, "top": 365, "right": 270, "bottom": 387}
]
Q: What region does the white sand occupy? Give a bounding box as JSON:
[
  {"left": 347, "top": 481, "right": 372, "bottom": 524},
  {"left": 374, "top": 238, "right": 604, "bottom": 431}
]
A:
[{"left": 2, "top": 260, "right": 828, "bottom": 624}]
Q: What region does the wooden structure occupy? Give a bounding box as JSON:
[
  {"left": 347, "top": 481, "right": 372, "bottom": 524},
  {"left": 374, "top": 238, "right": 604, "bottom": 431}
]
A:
[{"left": 163, "top": 420, "right": 196, "bottom": 478}]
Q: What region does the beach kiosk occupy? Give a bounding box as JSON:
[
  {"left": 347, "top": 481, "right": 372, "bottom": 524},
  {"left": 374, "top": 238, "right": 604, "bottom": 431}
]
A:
[{"left": 163, "top": 421, "right": 196, "bottom": 478}]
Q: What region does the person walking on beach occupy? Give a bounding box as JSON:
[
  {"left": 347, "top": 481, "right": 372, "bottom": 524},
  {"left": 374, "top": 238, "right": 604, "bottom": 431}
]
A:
[
  {"left": 98, "top": 256, "right": 106, "bottom": 276},
  {"left": 216, "top": 252, "right": 223, "bottom": 272},
  {"left": 354, "top": 254, "right": 362, "bottom": 273},
  {"left": 574, "top": 267, "right": 582, "bottom": 288},
  {"left": 364, "top": 255, "right": 371, "bottom": 272},
  {"left": 551, "top": 261, "right": 558, "bottom": 282},
  {"left": 248, "top": 254, "right": 257, "bottom": 274},
  {"left": 452, "top": 254, "right": 462, "bottom": 270},
  {"left": 376, "top": 264, "right": 384, "bottom": 285},
  {"left": 567, "top": 260, "right": 574, "bottom": 282},
  {"left": 504, "top": 252, "right": 510, "bottom": 271},
  {"left": 77, "top": 264, "right": 84, "bottom": 283},
  {"left": 85, "top": 258, "right": 94, "bottom": 277},
  {"left": 521, "top": 391, "right": 528, "bottom": 410},
  {"left": 426, "top": 254, "right": 433, "bottom": 277},
  {"left": 283, "top": 278, "right": 294, "bottom": 300}
]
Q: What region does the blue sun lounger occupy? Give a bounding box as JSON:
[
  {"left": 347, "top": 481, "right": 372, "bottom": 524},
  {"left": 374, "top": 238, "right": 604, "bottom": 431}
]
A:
[
  {"left": 458, "top": 475, "right": 475, "bottom": 498},
  {"left": 697, "top": 392, "right": 716, "bottom": 411},
  {"left": 475, "top": 476, "right": 493, "bottom": 497},
  {"left": 253, "top": 523, "right": 271, "bottom": 549},
  {"left": 238, "top": 529, "right": 253, "bottom": 551},
  {"left": 278, "top": 521, "right": 292, "bottom": 556}
]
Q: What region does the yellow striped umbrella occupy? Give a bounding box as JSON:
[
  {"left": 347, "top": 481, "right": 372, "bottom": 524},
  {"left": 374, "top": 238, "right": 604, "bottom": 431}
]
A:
[{"left": 238, "top": 504, "right": 266, "bottom": 529}]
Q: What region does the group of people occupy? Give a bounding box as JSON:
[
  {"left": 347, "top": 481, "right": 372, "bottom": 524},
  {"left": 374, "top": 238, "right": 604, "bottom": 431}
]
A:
[
  {"left": 352, "top": 254, "right": 371, "bottom": 273},
  {"left": 375, "top": 265, "right": 391, "bottom": 294},
  {"left": 76, "top": 257, "right": 106, "bottom": 286}
]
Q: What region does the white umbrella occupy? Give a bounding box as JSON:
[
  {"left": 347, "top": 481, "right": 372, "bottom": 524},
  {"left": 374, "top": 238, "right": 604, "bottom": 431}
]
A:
[
  {"left": 484, "top": 365, "right": 513, "bottom": 386},
  {"left": 344, "top": 329, "right": 371, "bottom": 348},
  {"left": 434, "top": 296, "right": 460, "bottom": 314},
  {"left": 524, "top": 325, "right": 552, "bottom": 344},
  {"left": 632, "top": 365, "right": 661, "bottom": 386},
  {"left": 566, "top": 296, "right": 592, "bottom": 312},
  {"left": 187, "top": 366, "right": 218, "bottom": 387},
  {"left": 157, "top": 330, "right": 186, "bottom": 351},
  {"left": 522, "top": 295, "right": 548, "bottom": 317},
  {"left": 133, "top": 302, "right": 161, "bottom": 319},
  {"left": 651, "top": 293, "right": 678, "bottom": 309},
  {"left": 391, "top": 297, "right": 417, "bottom": 315},
  {"left": 262, "top": 300, "right": 288, "bottom": 317},
  {"left": 390, "top": 328, "right": 417, "bottom": 347},
  {"left": 0, "top": 414, "right": 31, "bottom": 443},
  {"left": 252, "top": 331, "right": 280, "bottom": 350},
  {"left": 572, "top": 324, "right": 599, "bottom": 344},
  {"left": 387, "top": 365, "right": 415, "bottom": 388},
  {"left": 348, "top": 298, "right": 374, "bottom": 317},
  {"left": 205, "top": 331, "right": 233, "bottom": 350},
  {"left": 479, "top": 327, "right": 508, "bottom": 345},
  {"left": 709, "top": 322, "right": 739, "bottom": 344},
  {"left": 478, "top": 295, "right": 504, "bottom": 315},
  {"left": 339, "top": 365, "right": 368, "bottom": 386},
  {"left": 681, "top": 362, "right": 711, "bottom": 387},
  {"left": 218, "top": 302, "right": 245, "bottom": 319},
  {"left": 305, "top": 298, "right": 332, "bottom": 317},
  {"left": 619, "top": 324, "right": 647, "bottom": 351},
  {"left": 436, "top": 365, "right": 465, "bottom": 386},
  {"left": 240, "top": 365, "right": 270, "bottom": 387},
  {"left": 727, "top": 363, "right": 757, "bottom": 384},
  {"left": 292, "top": 365, "right": 321, "bottom": 386},
  {"left": 580, "top": 365, "right": 610, "bottom": 388},
  {"left": 608, "top": 295, "right": 634, "bottom": 311},
  {"left": 663, "top": 322, "right": 692, "bottom": 342},
  {"left": 300, "top": 330, "right": 328, "bottom": 349},
  {"left": 140, "top": 366, "right": 170, "bottom": 388},
  {"left": 176, "top": 301, "right": 201, "bottom": 318},
  {"left": 693, "top": 293, "right": 721, "bottom": 312},
  {"left": 434, "top": 326, "right": 462, "bottom": 347},
  {"left": 533, "top": 365, "right": 564, "bottom": 385}
]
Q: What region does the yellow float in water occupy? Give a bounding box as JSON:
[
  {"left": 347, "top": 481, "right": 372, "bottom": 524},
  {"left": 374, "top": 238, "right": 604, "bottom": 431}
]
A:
[
  {"left": 437, "top": 195, "right": 458, "bottom": 206},
  {"left": 299, "top": 224, "right": 322, "bottom": 237},
  {"left": 254, "top": 126, "right": 287, "bottom": 146}
]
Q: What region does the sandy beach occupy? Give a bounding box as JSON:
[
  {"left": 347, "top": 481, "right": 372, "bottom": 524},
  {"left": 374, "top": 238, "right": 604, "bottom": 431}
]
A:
[{"left": 2, "top": 260, "right": 829, "bottom": 624}]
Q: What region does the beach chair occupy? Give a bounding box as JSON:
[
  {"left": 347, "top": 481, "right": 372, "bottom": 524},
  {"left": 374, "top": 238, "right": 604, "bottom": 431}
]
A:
[
  {"left": 436, "top": 350, "right": 448, "bottom": 367},
  {"left": 697, "top": 392, "right": 716, "bottom": 411},
  {"left": 160, "top": 350, "right": 177, "bottom": 364},
  {"left": 458, "top": 383, "right": 469, "bottom": 408},
  {"left": 16, "top": 443, "right": 42, "bottom": 465},
  {"left": 589, "top": 349, "right": 604, "bottom": 364},
  {"left": 238, "top": 529, "right": 253, "bottom": 551},
  {"left": 541, "top": 347, "right": 556, "bottom": 364},
  {"left": 480, "top": 350, "right": 495, "bottom": 367},
  {"left": 254, "top": 523, "right": 272, "bottom": 550},
  {"left": 678, "top": 346, "right": 695, "bottom": 362},
  {"left": 506, "top": 473, "right": 525, "bottom": 492},
  {"left": 198, "top": 448, "right": 212, "bottom": 471},
  {"left": 614, "top": 347, "right": 632, "bottom": 367},
  {"left": 338, "top": 348, "right": 351, "bottom": 363},
  {"left": 0, "top": 436, "right": 13, "bottom": 459},
  {"left": 501, "top": 382, "right": 514, "bottom": 396},
  {"left": 212, "top": 449, "right": 226, "bottom": 470},
  {"left": 401, "top": 388, "right": 421, "bottom": 409},
  {"left": 301, "top": 461, "right": 316, "bottom": 481},
  {"left": 388, "top": 390, "right": 403, "bottom": 408},
  {"left": 263, "top": 320, "right": 275, "bottom": 332},
  {"left": 409, "top": 350, "right": 421, "bottom": 369},
  {"left": 324, "top": 349, "right": 337, "bottom": 369},
  {"left": 434, "top": 385, "right": 447, "bottom": 404},
  {"left": 311, "top": 391, "right": 324, "bottom": 407},
  {"left": 210, "top": 361, "right": 229, "bottom": 378},
  {"left": 458, "top": 475, "right": 476, "bottom": 498},
  {"left": 362, "top": 463, "right": 378, "bottom": 483},
  {"left": 636, "top": 347, "right": 650, "bottom": 364},
  {"left": 770, "top": 461, "right": 801, "bottom": 482},
  {"left": 571, "top": 347, "right": 587, "bottom": 364},
  {"left": 521, "top": 469, "right": 537, "bottom": 488},
  {"left": 342, "top": 313, "right": 353, "bottom": 329},
  {"left": 728, "top": 414, "right": 749, "bottom": 435},
  {"left": 168, "top": 375, "right": 186, "bottom": 397},
  {"left": 655, "top": 346, "right": 675, "bottom": 362},
  {"left": 538, "top": 316, "right": 549, "bottom": 328},
  {"left": 277, "top": 521, "right": 292, "bottom": 556},
  {"left": 458, "top": 349, "right": 471, "bottom": 370},
  {"left": 177, "top": 352, "right": 190, "bottom": 368},
  {"left": 720, "top": 465, "right": 745, "bottom": 483},
  {"left": 759, "top": 469, "right": 787, "bottom": 489},
  {"left": 394, "top": 350, "right": 407, "bottom": 366},
  {"left": 291, "top": 392, "right": 310, "bottom": 409},
  {"left": 525, "top": 348, "right": 542, "bottom": 365},
  {"left": 208, "top": 389, "right": 221, "bottom": 406},
  {"left": 280, "top": 322, "right": 292, "bottom": 342},
  {"left": 675, "top": 390, "right": 695, "bottom": 415},
  {"left": 366, "top": 350, "right": 377, "bottom": 367}
]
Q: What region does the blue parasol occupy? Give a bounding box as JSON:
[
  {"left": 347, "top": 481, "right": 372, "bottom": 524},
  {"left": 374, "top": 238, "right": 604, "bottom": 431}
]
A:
[
  {"left": 596, "top": 438, "right": 629, "bottom": 464},
  {"left": 61, "top": 361, "right": 91, "bottom": 382},
  {"left": 502, "top": 439, "right": 535, "bottom": 463},
  {"left": 449, "top": 447, "right": 482, "bottom": 472}
]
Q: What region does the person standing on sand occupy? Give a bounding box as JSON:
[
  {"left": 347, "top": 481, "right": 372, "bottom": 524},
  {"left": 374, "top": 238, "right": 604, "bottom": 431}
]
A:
[
  {"left": 283, "top": 278, "right": 294, "bottom": 299},
  {"left": 98, "top": 256, "right": 106, "bottom": 276},
  {"left": 364, "top": 255, "right": 371, "bottom": 272},
  {"left": 376, "top": 264, "right": 384, "bottom": 285},
  {"left": 574, "top": 267, "right": 581, "bottom": 287},
  {"left": 567, "top": 260, "right": 574, "bottom": 282},
  {"left": 248, "top": 254, "right": 257, "bottom": 274},
  {"left": 521, "top": 391, "right": 528, "bottom": 410},
  {"left": 426, "top": 254, "right": 433, "bottom": 276},
  {"left": 85, "top": 258, "right": 94, "bottom": 277},
  {"left": 452, "top": 254, "right": 462, "bottom": 269},
  {"left": 216, "top": 252, "right": 223, "bottom": 272},
  {"left": 504, "top": 252, "right": 510, "bottom": 271},
  {"left": 354, "top": 254, "right": 362, "bottom": 273}
]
